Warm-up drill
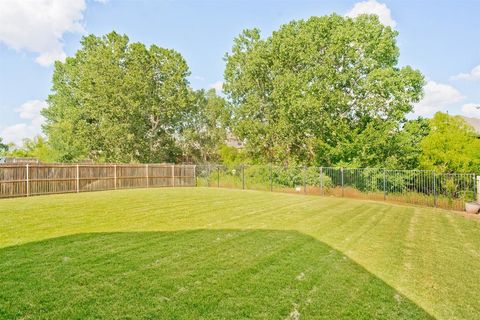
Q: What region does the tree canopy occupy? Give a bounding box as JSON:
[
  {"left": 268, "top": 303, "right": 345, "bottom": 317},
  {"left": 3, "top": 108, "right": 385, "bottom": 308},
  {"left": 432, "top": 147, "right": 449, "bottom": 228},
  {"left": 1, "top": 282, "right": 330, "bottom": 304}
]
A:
[
  {"left": 420, "top": 112, "right": 480, "bottom": 173},
  {"left": 224, "top": 14, "right": 424, "bottom": 166},
  {"left": 43, "top": 32, "right": 192, "bottom": 163},
  {"left": 178, "top": 88, "right": 230, "bottom": 163},
  {"left": 23, "top": 23, "right": 479, "bottom": 174}
]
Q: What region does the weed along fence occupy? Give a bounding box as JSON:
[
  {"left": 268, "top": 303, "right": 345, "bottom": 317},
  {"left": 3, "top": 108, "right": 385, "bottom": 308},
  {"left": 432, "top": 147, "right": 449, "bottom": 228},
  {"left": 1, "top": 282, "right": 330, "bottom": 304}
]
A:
[
  {"left": 196, "top": 165, "right": 478, "bottom": 211},
  {"left": 0, "top": 163, "right": 195, "bottom": 198}
]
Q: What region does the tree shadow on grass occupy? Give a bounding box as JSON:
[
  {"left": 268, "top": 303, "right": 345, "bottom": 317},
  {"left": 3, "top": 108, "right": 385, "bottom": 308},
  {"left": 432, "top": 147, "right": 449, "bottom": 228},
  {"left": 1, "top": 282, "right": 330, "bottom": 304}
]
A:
[{"left": 0, "top": 230, "right": 433, "bottom": 319}]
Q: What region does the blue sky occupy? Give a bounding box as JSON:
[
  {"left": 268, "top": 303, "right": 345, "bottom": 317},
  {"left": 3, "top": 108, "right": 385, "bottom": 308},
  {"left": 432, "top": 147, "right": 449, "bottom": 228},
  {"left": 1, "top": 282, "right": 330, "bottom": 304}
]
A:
[{"left": 0, "top": 0, "right": 479, "bottom": 144}]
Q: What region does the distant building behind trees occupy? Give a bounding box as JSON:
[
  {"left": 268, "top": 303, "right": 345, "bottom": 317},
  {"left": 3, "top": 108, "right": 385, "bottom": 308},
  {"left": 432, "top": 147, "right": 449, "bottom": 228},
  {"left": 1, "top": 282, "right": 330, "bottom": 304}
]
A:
[
  {"left": 461, "top": 116, "right": 480, "bottom": 137},
  {"left": 0, "top": 157, "right": 39, "bottom": 164}
]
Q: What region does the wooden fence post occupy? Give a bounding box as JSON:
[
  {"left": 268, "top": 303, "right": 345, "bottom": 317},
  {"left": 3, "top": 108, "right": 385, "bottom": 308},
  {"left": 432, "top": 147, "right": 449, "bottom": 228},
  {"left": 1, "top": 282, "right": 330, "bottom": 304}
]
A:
[
  {"left": 26, "top": 164, "right": 29, "bottom": 197},
  {"left": 146, "top": 164, "right": 149, "bottom": 188},
  {"left": 114, "top": 164, "right": 117, "bottom": 189},
  {"left": 194, "top": 165, "right": 197, "bottom": 187},
  {"left": 217, "top": 166, "right": 220, "bottom": 188},
  {"left": 172, "top": 164, "right": 175, "bottom": 187},
  {"left": 76, "top": 164, "right": 80, "bottom": 193}
]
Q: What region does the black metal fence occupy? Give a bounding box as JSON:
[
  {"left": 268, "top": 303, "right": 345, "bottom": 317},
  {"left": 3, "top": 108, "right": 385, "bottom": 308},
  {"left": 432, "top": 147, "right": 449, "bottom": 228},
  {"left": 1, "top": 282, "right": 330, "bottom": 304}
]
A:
[{"left": 195, "top": 165, "right": 477, "bottom": 211}]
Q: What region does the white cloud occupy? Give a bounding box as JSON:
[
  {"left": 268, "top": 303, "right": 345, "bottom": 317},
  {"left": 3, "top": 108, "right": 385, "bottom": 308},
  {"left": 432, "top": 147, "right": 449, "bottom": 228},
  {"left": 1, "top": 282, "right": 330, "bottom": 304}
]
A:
[
  {"left": 461, "top": 103, "right": 480, "bottom": 118},
  {"left": 346, "top": 0, "right": 397, "bottom": 28},
  {"left": 16, "top": 100, "right": 47, "bottom": 120},
  {"left": 1, "top": 100, "right": 47, "bottom": 145},
  {"left": 451, "top": 65, "right": 480, "bottom": 81},
  {"left": 413, "top": 81, "right": 464, "bottom": 117},
  {"left": 209, "top": 81, "right": 224, "bottom": 93},
  {"left": 0, "top": 0, "right": 87, "bottom": 66}
]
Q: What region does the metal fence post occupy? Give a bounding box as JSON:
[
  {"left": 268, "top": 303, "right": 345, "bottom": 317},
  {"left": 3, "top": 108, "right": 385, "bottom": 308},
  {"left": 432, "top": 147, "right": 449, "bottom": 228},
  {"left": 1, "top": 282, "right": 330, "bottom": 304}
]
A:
[
  {"left": 172, "top": 164, "right": 175, "bottom": 187},
  {"left": 383, "top": 169, "right": 386, "bottom": 201},
  {"left": 433, "top": 171, "right": 437, "bottom": 207},
  {"left": 76, "top": 164, "right": 80, "bottom": 193},
  {"left": 146, "top": 164, "right": 149, "bottom": 188},
  {"left": 26, "top": 164, "right": 29, "bottom": 197},
  {"left": 341, "top": 167, "right": 344, "bottom": 197},
  {"left": 242, "top": 164, "right": 245, "bottom": 190},
  {"left": 217, "top": 166, "right": 220, "bottom": 188}
]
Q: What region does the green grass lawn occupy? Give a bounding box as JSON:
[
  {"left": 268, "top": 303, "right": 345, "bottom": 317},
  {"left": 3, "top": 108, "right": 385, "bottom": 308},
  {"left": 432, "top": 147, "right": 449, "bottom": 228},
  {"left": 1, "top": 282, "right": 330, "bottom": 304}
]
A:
[{"left": 1, "top": 188, "right": 480, "bottom": 319}]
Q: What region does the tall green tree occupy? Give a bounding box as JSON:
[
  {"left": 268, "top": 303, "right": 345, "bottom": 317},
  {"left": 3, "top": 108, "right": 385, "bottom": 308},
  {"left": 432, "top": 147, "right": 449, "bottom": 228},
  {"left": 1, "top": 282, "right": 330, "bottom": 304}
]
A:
[
  {"left": 178, "top": 89, "right": 230, "bottom": 163},
  {"left": 43, "top": 32, "right": 190, "bottom": 163},
  {"left": 420, "top": 112, "right": 480, "bottom": 173},
  {"left": 224, "top": 14, "right": 424, "bottom": 166}
]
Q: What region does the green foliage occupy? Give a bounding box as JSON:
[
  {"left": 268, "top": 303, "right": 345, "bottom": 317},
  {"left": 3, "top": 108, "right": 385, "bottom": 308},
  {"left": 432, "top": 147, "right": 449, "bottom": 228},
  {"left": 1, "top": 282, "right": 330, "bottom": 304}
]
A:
[
  {"left": 43, "top": 31, "right": 191, "bottom": 163},
  {"left": 271, "top": 166, "right": 333, "bottom": 188},
  {"left": 444, "top": 178, "right": 457, "bottom": 206},
  {"left": 6, "top": 136, "right": 59, "bottom": 162},
  {"left": 224, "top": 14, "right": 424, "bottom": 166},
  {"left": 342, "top": 118, "right": 430, "bottom": 169},
  {"left": 178, "top": 89, "right": 230, "bottom": 163},
  {"left": 218, "top": 145, "right": 244, "bottom": 165},
  {"left": 420, "top": 112, "right": 480, "bottom": 173},
  {"left": 0, "top": 137, "right": 8, "bottom": 156},
  {"left": 217, "top": 165, "right": 333, "bottom": 189}
]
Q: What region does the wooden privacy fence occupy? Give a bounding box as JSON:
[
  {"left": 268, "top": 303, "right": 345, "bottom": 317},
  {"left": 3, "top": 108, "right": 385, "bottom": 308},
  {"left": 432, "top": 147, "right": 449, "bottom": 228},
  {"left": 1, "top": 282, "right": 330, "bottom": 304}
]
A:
[{"left": 0, "top": 163, "right": 196, "bottom": 198}]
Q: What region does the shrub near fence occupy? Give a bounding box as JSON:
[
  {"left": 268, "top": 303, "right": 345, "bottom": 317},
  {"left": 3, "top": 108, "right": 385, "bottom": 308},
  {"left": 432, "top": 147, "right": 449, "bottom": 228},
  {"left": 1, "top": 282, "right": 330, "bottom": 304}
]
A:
[
  {"left": 196, "top": 165, "right": 477, "bottom": 211},
  {"left": 0, "top": 163, "right": 195, "bottom": 198}
]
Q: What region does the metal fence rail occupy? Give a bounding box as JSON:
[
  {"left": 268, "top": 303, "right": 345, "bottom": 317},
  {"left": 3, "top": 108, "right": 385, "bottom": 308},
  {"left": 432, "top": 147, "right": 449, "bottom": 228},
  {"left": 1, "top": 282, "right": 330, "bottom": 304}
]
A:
[
  {"left": 0, "top": 163, "right": 195, "bottom": 198},
  {"left": 196, "top": 164, "right": 478, "bottom": 211}
]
